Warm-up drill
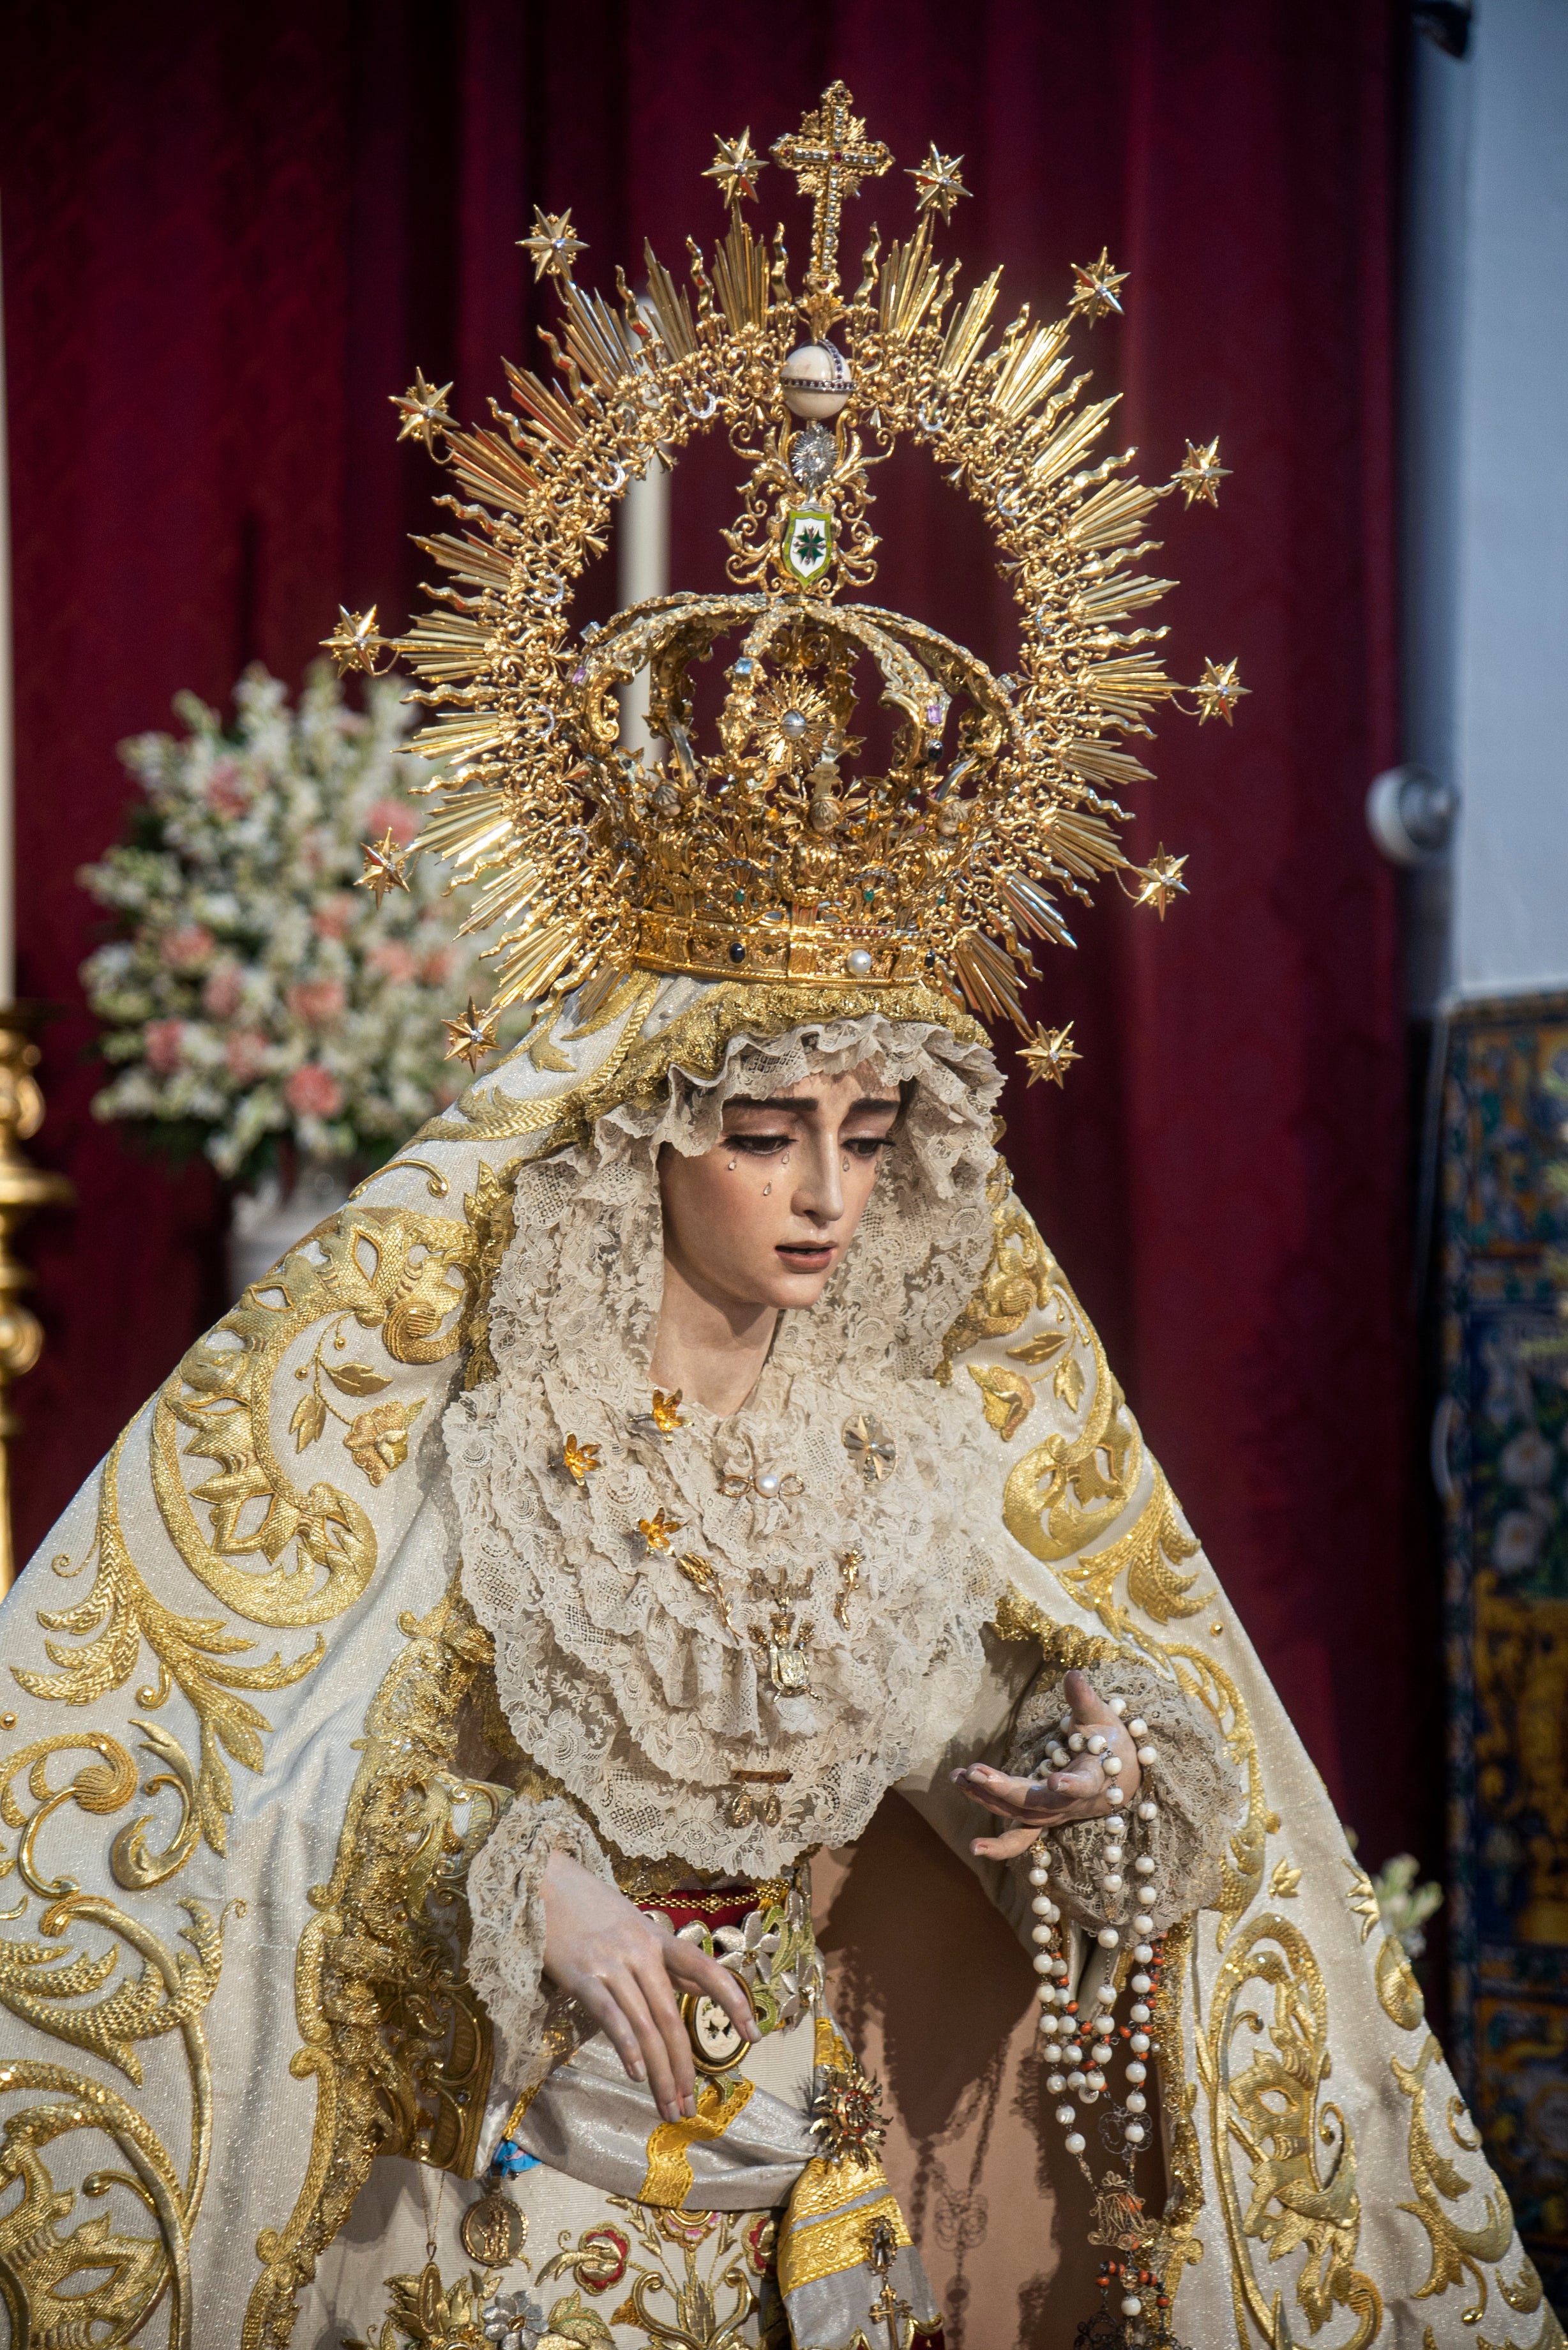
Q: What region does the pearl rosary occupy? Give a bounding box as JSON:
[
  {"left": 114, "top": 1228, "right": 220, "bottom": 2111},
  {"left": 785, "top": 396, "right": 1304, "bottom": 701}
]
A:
[{"left": 1027, "top": 1694, "right": 1173, "bottom": 2335}]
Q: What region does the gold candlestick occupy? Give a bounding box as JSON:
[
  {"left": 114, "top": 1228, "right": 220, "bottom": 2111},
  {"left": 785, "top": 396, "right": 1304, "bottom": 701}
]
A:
[{"left": 0, "top": 1008, "right": 73, "bottom": 1596}]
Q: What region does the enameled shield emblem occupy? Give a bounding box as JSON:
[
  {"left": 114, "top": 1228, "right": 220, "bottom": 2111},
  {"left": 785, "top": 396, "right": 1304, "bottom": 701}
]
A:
[{"left": 781, "top": 503, "right": 834, "bottom": 587}]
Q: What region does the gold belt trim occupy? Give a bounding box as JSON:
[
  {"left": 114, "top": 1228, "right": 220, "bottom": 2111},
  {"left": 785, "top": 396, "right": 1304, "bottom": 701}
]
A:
[
  {"left": 778, "top": 2164, "right": 910, "bottom": 2296},
  {"left": 637, "top": 2074, "right": 757, "bottom": 2208}
]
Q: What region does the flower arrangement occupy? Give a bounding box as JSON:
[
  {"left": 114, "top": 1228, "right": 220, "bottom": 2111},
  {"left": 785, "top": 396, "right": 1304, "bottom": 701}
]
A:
[{"left": 79, "top": 663, "right": 493, "bottom": 1185}]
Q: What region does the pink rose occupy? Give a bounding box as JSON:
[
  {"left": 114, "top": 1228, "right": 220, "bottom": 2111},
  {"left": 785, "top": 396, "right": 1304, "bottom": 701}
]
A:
[
  {"left": 285, "top": 1062, "right": 343, "bottom": 1119},
  {"left": 205, "top": 759, "right": 250, "bottom": 817},
  {"left": 417, "top": 944, "right": 460, "bottom": 987},
  {"left": 160, "top": 923, "right": 215, "bottom": 972},
  {"left": 365, "top": 795, "right": 419, "bottom": 847},
  {"left": 144, "top": 1019, "right": 185, "bottom": 1075},
  {"left": 203, "top": 963, "right": 244, "bottom": 1019},
  {"left": 225, "top": 1030, "right": 269, "bottom": 1083},
  {"left": 367, "top": 941, "right": 416, "bottom": 983},
  {"left": 312, "top": 895, "right": 356, "bottom": 941},
  {"left": 287, "top": 978, "right": 346, "bottom": 1027}
]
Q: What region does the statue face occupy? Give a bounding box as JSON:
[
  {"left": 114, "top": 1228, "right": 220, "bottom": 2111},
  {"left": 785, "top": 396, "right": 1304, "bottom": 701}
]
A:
[{"left": 658, "top": 1065, "right": 899, "bottom": 1313}]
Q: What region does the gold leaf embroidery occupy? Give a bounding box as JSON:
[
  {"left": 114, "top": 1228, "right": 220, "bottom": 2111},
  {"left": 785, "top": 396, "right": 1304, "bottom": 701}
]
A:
[
  {"left": 13, "top": 1436, "right": 323, "bottom": 1860},
  {"left": 324, "top": 1360, "right": 394, "bottom": 1398},
  {"left": 1194, "top": 1911, "right": 1382, "bottom": 2349},
  {"left": 1394, "top": 2032, "right": 1519, "bottom": 2321},
  {"left": 1055, "top": 1467, "right": 1207, "bottom": 1628},
  {"left": 1053, "top": 1351, "right": 1085, "bottom": 1411},
  {"left": 243, "top": 1582, "right": 509, "bottom": 2348},
  {"left": 1006, "top": 1330, "right": 1066, "bottom": 1364},
  {"left": 1269, "top": 1858, "right": 1302, "bottom": 1899}
]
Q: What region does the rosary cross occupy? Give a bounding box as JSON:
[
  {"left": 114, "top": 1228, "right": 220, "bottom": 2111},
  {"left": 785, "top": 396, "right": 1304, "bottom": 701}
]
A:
[{"left": 772, "top": 81, "right": 892, "bottom": 301}]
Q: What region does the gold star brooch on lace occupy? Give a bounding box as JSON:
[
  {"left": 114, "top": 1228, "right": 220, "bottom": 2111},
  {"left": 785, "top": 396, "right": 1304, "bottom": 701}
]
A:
[
  {"left": 561, "top": 1434, "right": 602, "bottom": 1484},
  {"left": 637, "top": 1509, "right": 686, "bottom": 1554}
]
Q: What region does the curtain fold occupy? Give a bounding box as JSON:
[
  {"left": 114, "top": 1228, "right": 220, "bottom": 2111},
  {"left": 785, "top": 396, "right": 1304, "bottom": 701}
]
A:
[{"left": 0, "top": 0, "right": 1421, "bottom": 1858}]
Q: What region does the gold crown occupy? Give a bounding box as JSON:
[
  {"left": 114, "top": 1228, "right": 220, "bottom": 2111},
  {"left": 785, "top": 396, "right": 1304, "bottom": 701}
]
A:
[{"left": 326, "top": 82, "right": 1244, "bottom": 1055}]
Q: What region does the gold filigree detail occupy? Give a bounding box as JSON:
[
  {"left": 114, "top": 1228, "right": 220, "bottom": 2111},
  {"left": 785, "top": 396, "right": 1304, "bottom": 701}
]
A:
[
  {"left": 242, "top": 1582, "right": 510, "bottom": 2349},
  {"left": 1194, "top": 1911, "right": 1382, "bottom": 2350},
  {"left": 388, "top": 87, "right": 1232, "bottom": 1032},
  {"left": 1394, "top": 2033, "right": 1523, "bottom": 2324}
]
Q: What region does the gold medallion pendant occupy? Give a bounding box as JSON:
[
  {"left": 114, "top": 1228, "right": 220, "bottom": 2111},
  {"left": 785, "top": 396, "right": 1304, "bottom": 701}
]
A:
[{"left": 458, "top": 2187, "right": 527, "bottom": 2268}]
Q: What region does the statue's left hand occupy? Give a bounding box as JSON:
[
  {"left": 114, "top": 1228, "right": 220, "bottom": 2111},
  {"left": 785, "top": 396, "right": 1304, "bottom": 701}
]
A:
[{"left": 950, "top": 1667, "right": 1143, "bottom": 1860}]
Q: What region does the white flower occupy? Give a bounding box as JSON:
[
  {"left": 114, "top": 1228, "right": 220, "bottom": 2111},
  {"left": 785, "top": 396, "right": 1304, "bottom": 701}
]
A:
[{"left": 80, "top": 663, "right": 516, "bottom": 1186}]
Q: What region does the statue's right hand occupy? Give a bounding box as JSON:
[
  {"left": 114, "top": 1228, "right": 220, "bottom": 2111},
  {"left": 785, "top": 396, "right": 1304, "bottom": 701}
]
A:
[{"left": 540, "top": 1849, "right": 760, "bottom": 2125}]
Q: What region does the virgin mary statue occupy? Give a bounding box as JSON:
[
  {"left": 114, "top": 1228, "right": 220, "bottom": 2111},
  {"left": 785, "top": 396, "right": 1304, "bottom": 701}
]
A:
[{"left": 0, "top": 84, "right": 1556, "bottom": 2350}]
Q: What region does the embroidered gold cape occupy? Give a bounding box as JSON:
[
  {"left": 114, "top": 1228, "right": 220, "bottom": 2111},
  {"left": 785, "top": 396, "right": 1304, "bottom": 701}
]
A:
[{"left": 0, "top": 976, "right": 1553, "bottom": 2350}]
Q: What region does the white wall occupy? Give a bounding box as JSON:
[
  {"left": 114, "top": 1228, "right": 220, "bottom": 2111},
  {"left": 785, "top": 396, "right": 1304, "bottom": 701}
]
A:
[{"left": 1412, "top": 0, "right": 1568, "bottom": 1004}]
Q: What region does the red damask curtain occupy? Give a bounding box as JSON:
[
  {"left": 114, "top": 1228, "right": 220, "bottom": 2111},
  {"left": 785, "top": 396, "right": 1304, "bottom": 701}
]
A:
[{"left": 0, "top": 0, "right": 1422, "bottom": 1858}]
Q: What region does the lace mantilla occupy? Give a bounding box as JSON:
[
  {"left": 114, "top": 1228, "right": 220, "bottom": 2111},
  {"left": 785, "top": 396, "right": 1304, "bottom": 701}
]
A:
[{"left": 444, "top": 1014, "right": 1007, "bottom": 1878}]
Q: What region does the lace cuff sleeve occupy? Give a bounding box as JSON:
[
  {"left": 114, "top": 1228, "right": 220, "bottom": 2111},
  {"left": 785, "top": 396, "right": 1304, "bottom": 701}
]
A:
[
  {"left": 465, "top": 1794, "right": 616, "bottom": 2096},
  {"left": 1004, "top": 1658, "right": 1244, "bottom": 1932}
]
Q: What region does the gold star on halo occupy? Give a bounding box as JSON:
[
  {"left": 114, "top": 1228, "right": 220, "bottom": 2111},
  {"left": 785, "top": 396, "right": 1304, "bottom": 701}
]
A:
[
  {"left": 1174, "top": 436, "right": 1229, "bottom": 508},
  {"left": 1067, "top": 246, "right": 1129, "bottom": 324},
  {"left": 637, "top": 1508, "right": 686, "bottom": 1554},
  {"left": 356, "top": 828, "right": 414, "bottom": 908},
  {"left": 907, "top": 144, "right": 969, "bottom": 221},
  {"left": 389, "top": 367, "right": 454, "bottom": 451},
  {"left": 705, "top": 130, "right": 765, "bottom": 209},
  {"left": 321, "top": 605, "right": 390, "bottom": 678},
  {"left": 1124, "top": 846, "right": 1189, "bottom": 920},
  {"left": 518, "top": 207, "right": 587, "bottom": 283},
  {"left": 561, "top": 1434, "right": 602, "bottom": 1484},
  {"left": 1019, "top": 1021, "right": 1081, "bottom": 1089},
  {"left": 650, "top": 1388, "right": 687, "bottom": 1436},
  {"left": 444, "top": 996, "right": 499, "bottom": 1072},
  {"left": 1193, "top": 656, "right": 1248, "bottom": 725}
]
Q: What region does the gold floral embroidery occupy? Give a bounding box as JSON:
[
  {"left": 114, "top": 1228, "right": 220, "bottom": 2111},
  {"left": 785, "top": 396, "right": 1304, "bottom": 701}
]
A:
[
  {"left": 1054, "top": 1466, "right": 1208, "bottom": 1627},
  {"left": 1375, "top": 1933, "right": 1425, "bottom": 2033},
  {"left": 13, "top": 1432, "right": 321, "bottom": 1868},
  {"left": 0, "top": 1726, "right": 237, "bottom": 2344},
  {"left": 1195, "top": 1911, "right": 1382, "bottom": 2350},
  {"left": 152, "top": 1204, "right": 474, "bottom": 1630},
  {"left": 934, "top": 1164, "right": 1053, "bottom": 1380},
  {"left": 242, "top": 1582, "right": 509, "bottom": 2349},
  {"left": 1393, "top": 2033, "right": 1527, "bottom": 2324},
  {"left": 343, "top": 1399, "right": 424, "bottom": 1483}
]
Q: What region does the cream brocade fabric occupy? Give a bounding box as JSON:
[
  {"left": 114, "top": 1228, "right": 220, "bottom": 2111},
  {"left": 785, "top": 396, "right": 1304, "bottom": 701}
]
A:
[{"left": 0, "top": 973, "right": 1555, "bottom": 2350}]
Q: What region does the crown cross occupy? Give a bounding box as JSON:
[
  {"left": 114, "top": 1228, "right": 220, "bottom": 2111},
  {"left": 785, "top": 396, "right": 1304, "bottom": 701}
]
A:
[{"left": 772, "top": 82, "right": 892, "bottom": 308}]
